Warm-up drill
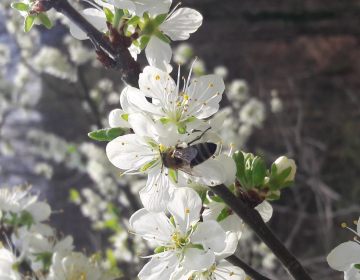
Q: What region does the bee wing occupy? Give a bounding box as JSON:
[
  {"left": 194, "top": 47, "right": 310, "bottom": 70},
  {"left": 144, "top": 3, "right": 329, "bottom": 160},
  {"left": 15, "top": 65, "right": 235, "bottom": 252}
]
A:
[
  {"left": 177, "top": 165, "right": 202, "bottom": 177},
  {"left": 173, "top": 148, "right": 198, "bottom": 165}
]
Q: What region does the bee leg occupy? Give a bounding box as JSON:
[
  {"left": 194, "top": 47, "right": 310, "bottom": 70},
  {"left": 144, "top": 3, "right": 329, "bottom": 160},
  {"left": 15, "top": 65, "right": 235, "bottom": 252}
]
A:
[{"left": 187, "top": 127, "right": 212, "bottom": 146}]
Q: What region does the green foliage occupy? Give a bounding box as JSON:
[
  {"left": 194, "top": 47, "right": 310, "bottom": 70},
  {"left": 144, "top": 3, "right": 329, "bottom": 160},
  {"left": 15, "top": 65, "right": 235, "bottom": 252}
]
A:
[
  {"left": 104, "top": 7, "right": 114, "bottom": 23},
  {"left": 88, "top": 127, "right": 132, "bottom": 141},
  {"left": 37, "top": 13, "right": 52, "bottom": 29},
  {"left": 11, "top": 2, "right": 29, "bottom": 11},
  {"left": 24, "top": 14, "right": 36, "bottom": 32}
]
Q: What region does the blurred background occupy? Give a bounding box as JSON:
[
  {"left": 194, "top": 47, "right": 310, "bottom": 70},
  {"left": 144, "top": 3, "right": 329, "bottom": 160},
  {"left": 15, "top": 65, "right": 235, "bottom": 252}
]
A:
[{"left": 1, "top": 0, "right": 360, "bottom": 279}]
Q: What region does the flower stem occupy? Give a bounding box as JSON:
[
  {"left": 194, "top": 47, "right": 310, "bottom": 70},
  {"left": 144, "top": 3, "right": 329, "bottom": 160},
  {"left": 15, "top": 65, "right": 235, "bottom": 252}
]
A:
[{"left": 211, "top": 184, "right": 313, "bottom": 280}]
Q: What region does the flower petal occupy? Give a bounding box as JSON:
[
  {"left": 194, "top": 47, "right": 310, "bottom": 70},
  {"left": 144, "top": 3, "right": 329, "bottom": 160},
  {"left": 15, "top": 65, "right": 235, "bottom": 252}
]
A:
[
  {"left": 218, "top": 215, "right": 243, "bottom": 240},
  {"left": 167, "top": 188, "right": 202, "bottom": 234},
  {"left": 192, "top": 159, "right": 226, "bottom": 186},
  {"left": 327, "top": 241, "right": 360, "bottom": 271},
  {"left": 69, "top": 9, "right": 107, "bottom": 40},
  {"left": 255, "top": 201, "right": 273, "bottom": 222},
  {"left": 145, "top": 37, "right": 172, "bottom": 73},
  {"left": 160, "top": 8, "right": 203, "bottom": 41},
  {"left": 138, "top": 252, "right": 178, "bottom": 280},
  {"left": 215, "top": 260, "right": 246, "bottom": 280},
  {"left": 215, "top": 231, "right": 239, "bottom": 261},
  {"left": 106, "top": 134, "right": 156, "bottom": 170},
  {"left": 130, "top": 208, "right": 174, "bottom": 243},
  {"left": 109, "top": 109, "right": 130, "bottom": 128},
  {"left": 190, "top": 220, "right": 226, "bottom": 253},
  {"left": 182, "top": 248, "right": 215, "bottom": 270}
]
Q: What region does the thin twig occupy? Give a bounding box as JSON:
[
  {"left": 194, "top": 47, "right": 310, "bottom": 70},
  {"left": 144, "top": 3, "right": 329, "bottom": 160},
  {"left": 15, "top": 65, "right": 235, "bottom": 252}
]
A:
[
  {"left": 226, "top": 254, "right": 271, "bottom": 280},
  {"left": 211, "top": 184, "right": 313, "bottom": 280}
]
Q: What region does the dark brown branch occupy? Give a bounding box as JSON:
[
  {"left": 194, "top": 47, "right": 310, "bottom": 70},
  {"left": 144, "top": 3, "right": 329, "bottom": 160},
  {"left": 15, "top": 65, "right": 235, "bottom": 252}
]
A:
[
  {"left": 211, "top": 184, "right": 313, "bottom": 280},
  {"left": 225, "top": 254, "right": 271, "bottom": 280},
  {"left": 48, "top": 0, "right": 140, "bottom": 87}
]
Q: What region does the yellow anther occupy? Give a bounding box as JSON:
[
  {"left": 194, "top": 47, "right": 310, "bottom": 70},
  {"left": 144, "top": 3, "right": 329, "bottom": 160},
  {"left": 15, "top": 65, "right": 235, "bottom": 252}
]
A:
[
  {"left": 155, "top": 75, "right": 160, "bottom": 80},
  {"left": 135, "top": 155, "right": 138, "bottom": 157},
  {"left": 211, "top": 182, "right": 214, "bottom": 185},
  {"left": 122, "top": 142, "right": 124, "bottom": 145},
  {"left": 147, "top": 87, "right": 150, "bottom": 90},
  {"left": 179, "top": 2, "right": 182, "bottom": 5},
  {"left": 0, "top": 242, "right": 2, "bottom": 246},
  {"left": 195, "top": 56, "right": 198, "bottom": 59},
  {"left": 128, "top": 230, "right": 131, "bottom": 233},
  {"left": 171, "top": 154, "right": 175, "bottom": 158},
  {"left": 342, "top": 223, "right": 346, "bottom": 228},
  {"left": 166, "top": 266, "right": 169, "bottom": 269},
  {"left": 182, "top": 76, "right": 185, "bottom": 79},
  {"left": 173, "top": 235, "right": 177, "bottom": 240},
  {"left": 216, "top": 91, "right": 220, "bottom": 95},
  {"left": 210, "top": 266, "right": 216, "bottom": 271},
  {"left": 178, "top": 62, "right": 182, "bottom": 66},
  {"left": 159, "top": 145, "right": 165, "bottom": 150},
  {"left": 153, "top": 237, "right": 156, "bottom": 239},
  {"left": 355, "top": 220, "right": 358, "bottom": 225},
  {"left": 194, "top": 79, "right": 197, "bottom": 82},
  {"left": 154, "top": 183, "right": 157, "bottom": 186},
  {"left": 246, "top": 277, "right": 251, "bottom": 280},
  {"left": 202, "top": 102, "right": 206, "bottom": 106},
  {"left": 209, "top": 83, "right": 213, "bottom": 87},
  {"left": 81, "top": 275, "right": 85, "bottom": 280},
  {"left": 137, "top": 254, "right": 141, "bottom": 257},
  {"left": 167, "top": 78, "right": 170, "bottom": 80},
  {"left": 194, "top": 98, "right": 197, "bottom": 101},
  {"left": 120, "top": 172, "right": 123, "bottom": 178},
  {"left": 230, "top": 272, "right": 234, "bottom": 276},
  {"left": 242, "top": 223, "right": 245, "bottom": 227},
  {"left": 212, "top": 156, "right": 215, "bottom": 159},
  {"left": 156, "top": 227, "right": 158, "bottom": 230},
  {"left": 185, "top": 209, "right": 190, "bottom": 213},
  {"left": 184, "top": 95, "right": 189, "bottom": 100},
  {"left": 230, "top": 143, "right": 234, "bottom": 147}
]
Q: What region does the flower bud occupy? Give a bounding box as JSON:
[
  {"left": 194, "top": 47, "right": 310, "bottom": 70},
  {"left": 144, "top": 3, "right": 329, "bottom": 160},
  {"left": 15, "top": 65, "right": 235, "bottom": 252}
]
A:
[{"left": 274, "top": 156, "right": 296, "bottom": 182}]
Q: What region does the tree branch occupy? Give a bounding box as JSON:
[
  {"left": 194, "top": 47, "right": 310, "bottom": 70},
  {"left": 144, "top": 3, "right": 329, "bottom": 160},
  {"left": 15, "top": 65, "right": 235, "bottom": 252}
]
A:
[
  {"left": 48, "top": 0, "right": 140, "bottom": 87},
  {"left": 211, "top": 184, "right": 313, "bottom": 280},
  {"left": 225, "top": 254, "right": 272, "bottom": 280}
]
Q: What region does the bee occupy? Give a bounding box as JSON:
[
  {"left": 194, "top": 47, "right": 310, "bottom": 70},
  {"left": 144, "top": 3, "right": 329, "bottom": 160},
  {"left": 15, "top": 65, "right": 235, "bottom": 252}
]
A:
[{"left": 161, "top": 128, "right": 217, "bottom": 177}]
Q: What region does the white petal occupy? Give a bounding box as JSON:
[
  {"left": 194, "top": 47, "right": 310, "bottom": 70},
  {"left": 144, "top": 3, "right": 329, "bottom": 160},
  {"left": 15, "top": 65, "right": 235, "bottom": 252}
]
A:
[
  {"left": 109, "top": 109, "right": 130, "bottom": 128},
  {"left": 160, "top": 8, "right": 203, "bottom": 41},
  {"left": 110, "top": 0, "right": 136, "bottom": 12},
  {"left": 255, "top": 201, "right": 273, "bottom": 222},
  {"left": 124, "top": 87, "right": 163, "bottom": 116},
  {"left": 128, "top": 113, "right": 158, "bottom": 139},
  {"left": 190, "top": 220, "right": 226, "bottom": 253},
  {"left": 26, "top": 202, "right": 51, "bottom": 222},
  {"left": 139, "top": 252, "right": 178, "bottom": 280},
  {"left": 170, "top": 267, "right": 193, "bottom": 280},
  {"left": 187, "top": 75, "right": 224, "bottom": 119},
  {"left": 202, "top": 200, "right": 225, "bottom": 222},
  {"left": 215, "top": 231, "right": 239, "bottom": 261},
  {"left": 218, "top": 215, "right": 243, "bottom": 240},
  {"left": 215, "top": 154, "right": 236, "bottom": 187},
  {"left": 167, "top": 188, "right": 202, "bottom": 234},
  {"left": 215, "top": 260, "right": 246, "bottom": 280},
  {"left": 357, "top": 217, "right": 360, "bottom": 235},
  {"left": 139, "top": 168, "right": 176, "bottom": 213},
  {"left": 54, "top": 236, "right": 74, "bottom": 252},
  {"left": 345, "top": 266, "right": 360, "bottom": 280},
  {"left": 327, "top": 241, "right": 360, "bottom": 271},
  {"left": 69, "top": 9, "right": 107, "bottom": 40},
  {"left": 192, "top": 159, "right": 226, "bottom": 186},
  {"left": 145, "top": 37, "right": 172, "bottom": 73},
  {"left": 130, "top": 208, "right": 174, "bottom": 242},
  {"left": 106, "top": 134, "right": 156, "bottom": 170},
  {"left": 134, "top": 0, "right": 172, "bottom": 17},
  {"left": 182, "top": 248, "right": 215, "bottom": 270},
  {"left": 139, "top": 66, "right": 177, "bottom": 102}
]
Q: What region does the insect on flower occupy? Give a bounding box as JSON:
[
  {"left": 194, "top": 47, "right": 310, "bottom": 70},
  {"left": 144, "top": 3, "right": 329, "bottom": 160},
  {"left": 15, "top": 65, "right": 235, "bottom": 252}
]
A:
[{"left": 161, "top": 127, "right": 217, "bottom": 177}]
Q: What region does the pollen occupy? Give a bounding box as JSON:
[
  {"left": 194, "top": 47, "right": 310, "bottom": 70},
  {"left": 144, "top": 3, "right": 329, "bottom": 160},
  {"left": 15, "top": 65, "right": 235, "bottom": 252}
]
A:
[
  {"left": 342, "top": 223, "right": 346, "bottom": 228},
  {"left": 230, "top": 272, "right": 234, "bottom": 276},
  {"left": 209, "top": 83, "right": 213, "bottom": 87},
  {"left": 202, "top": 102, "right": 206, "bottom": 106},
  {"left": 119, "top": 172, "right": 123, "bottom": 178},
  {"left": 184, "top": 95, "right": 189, "bottom": 100},
  {"left": 216, "top": 92, "right": 220, "bottom": 95},
  {"left": 194, "top": 79, "right": 197, "bottom": 82},
  {"left": 230, "top": 143, "right": 234, "bottom": 147},
  {"left": 159, "top": 145, "right": 165, "bottom": 150},
  {"left": 147, "top": 87, "right": 150, "bottom": 90},
  {"left": 154, "top": 183, "right": 157, "bottom": 186},
  {"left": 171, "top": 154, "right": 175, "bottom": 158},
  {"left": 122, "top": 142, "right": 124, "bottom": 145},
  {"left": 155, "top": 75, "right": 160, "bottom": 80},
  {"left": 194, "top": 98, "right": 197, "bottom": 101},
  {"left": 135, "top": 155, "right": 138, "bottom": 157},
  {"left": 137, "top": 254, "right": 141, "bottom": 257},
  {"left": 156, "top": 227, "right": 158, "bottom": 230},
  {"left": 167, "top": 77, "right": 170, "bottom": 80},
  {"left": 185, "top": 209, "right": 190, "bottom": 213},
  {"left": 178, "top": 62, "right": 182, "bottom": 66},
  {"left": 212, "top": 156, "right": 215, "bottom": 159},
  {"left": 172, "top": 235, "right": 177, "bottom": 240},
  {"left": 166, "top": 266, "right": 169, "bottom": 269}
]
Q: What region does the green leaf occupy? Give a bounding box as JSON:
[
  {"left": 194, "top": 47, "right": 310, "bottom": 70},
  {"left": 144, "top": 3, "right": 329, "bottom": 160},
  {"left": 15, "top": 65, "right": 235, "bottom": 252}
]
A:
[
  {"left": 127, "top": 15, "right": 140, "bottom": 25},
  {"left": 178, "top": 126, "right": 186, "bottom": 134},
  {"left": 11, "top": 3, "right": 29, "bottom": 11},
  {"left": 266, "top": 193, "right": 280, "bottom": 200},
  {"left": 24, "top": 15, "right": 36, "bottom": 32},
  {"left": 154, "top": 30, "right": 171, "bottom": 44},
  {"left": 121, "top": 114, "right": 129, "bottom": 121},
  {"left": 277, "top": 167, "right": 292, "bottom": 182},
  {"left": 69, "top": 189, "right": 81, "bottom": 203},
  {"left": 216, "top": 207, "right": 228, "bottom": 222},
  {"left": 104, "top": 7, "right": 114, "bottom": 23},
  {"left": 132, "top": 40, "right": 139, "bottom": 47},
  {"left": 88, "top": 127, "right": 131, "bottom": 141},
  {"left": 19, "top": 210, "right": 35, "bottom": 230},
  {"left": 195, "top": 189, "right": 207, "bottom": 203},
  {"left": 37, "top": 13, "right": 52, "bottom": 29},
  {"left": 140, "top": 36, "right": 151, "bottom": 50},
  {"left": 233, "top": 151, "right": 245, "bottom": 180},
  {"left": 354, "top": 264, "right": 360, "bottom": 269},
  {"left": 141, "top": 160, "right": 157, "bottom": 171},
  {"left": 154, "top": 246, "right": 165, "bottom": 253},
  {"left": 252, "top": 157, "right": 267, "bottom": 186},
  {"left": 154, "top": 13, "right": 167, "bottom": 25},
  {"left": 34, "top": 252, "right": 53, "bottom": 270},
  {"left": 108, "top": 202, "right": 121, "bottom": 218},
  {"left": 209, "top": 196, "right": 223, "bottom": 203}
]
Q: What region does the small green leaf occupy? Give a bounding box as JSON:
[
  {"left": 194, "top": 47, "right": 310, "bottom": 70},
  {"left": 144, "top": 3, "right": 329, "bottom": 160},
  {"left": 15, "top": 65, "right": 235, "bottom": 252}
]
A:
[
  {"left": 216, "top": 207, "right": 228, "bottom": 222},
  {"left": 354, "top": 264, "right": 360, "bottom": 269},
  {"left": 252, "top": 157, "right": 267, "bottom": 186},
  {"left": 209, "top": 196, "right": 223, "bottom": 203},
  {"left": 266, "top": 193, "right": 280, "bottom": 200},
  {"left": 11, "top": 2, "right": 29, "bottom": 11},
  {"left": 132, "top": 40, "right": 139, "bottom": 47},
  {"left": 24, "top": 14, "right": 36, "bottom": 32},
  {"left": 140, "top": 36, "right": 150, "bottom": 50},
  {"left": 104, "top": 7, "right": 114, "bottom": 23},
  {"left": 178, "top": 126, "right": 186, "bottom": 134},
  {"left": 154, "top": 246, "right": 165, "bottom": 253},
  {"left": 121, "top": 114, "right": 129, "bottom": 121},
  {"left": 154, "top": 13, "right": 167, "bottom": 25},
  {"left": 69, "top": 189, "right": 81, "bottom": 203},
  {"left": 37, "top": 13, "right": 52, "bottom": 29},
  {"left": 141, "top": 160, "right": 157, "bottom": 171},
  {"left": 195, "top": 189, "right": 207, "bottom": 203},
  {"left": 154, "top": 30, "right": 171, "bottom": 44},
  {"left": 127, "top": 15, "right": 140, "bottom": 25},
  {"left": 88, "top": 127, "right": 131, "bottom": 141}
]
